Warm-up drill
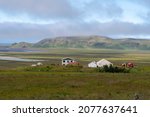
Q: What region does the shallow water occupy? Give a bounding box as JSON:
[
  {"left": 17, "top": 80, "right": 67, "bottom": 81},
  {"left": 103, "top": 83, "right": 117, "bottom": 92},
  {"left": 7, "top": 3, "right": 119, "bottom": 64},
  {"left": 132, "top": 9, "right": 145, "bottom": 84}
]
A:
[
  {"left": 0, "top": 56, "right": 43, "bottom": 62},
  {"left": 0, "top": 48, "right": 41, "bottom": 52}
]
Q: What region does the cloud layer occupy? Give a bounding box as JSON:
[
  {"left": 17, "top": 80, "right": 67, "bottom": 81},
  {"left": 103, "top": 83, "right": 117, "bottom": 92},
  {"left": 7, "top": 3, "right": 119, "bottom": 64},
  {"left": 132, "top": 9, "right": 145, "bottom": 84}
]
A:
[
  {"left": 0, "top": 0, "right": 79, "bottom": 19},
  {"left": 0, "top": 0, "right": 150, "bottom": 42}
]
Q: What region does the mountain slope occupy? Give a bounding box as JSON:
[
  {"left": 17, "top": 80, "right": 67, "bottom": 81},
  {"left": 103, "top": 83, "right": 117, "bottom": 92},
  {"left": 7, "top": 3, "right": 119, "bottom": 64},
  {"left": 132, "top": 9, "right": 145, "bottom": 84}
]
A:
[
  {"left": 33, "top": 36, "right": 150, "bottom": 50},
  {"left": 33, "top": 36, "right": 114, "bottom": 48},
  {"left": 11, "top": 36, "right": 150, "bottom": 50},
  {"left": 11, "top": 42, "right": 33, "bottom": 48}
]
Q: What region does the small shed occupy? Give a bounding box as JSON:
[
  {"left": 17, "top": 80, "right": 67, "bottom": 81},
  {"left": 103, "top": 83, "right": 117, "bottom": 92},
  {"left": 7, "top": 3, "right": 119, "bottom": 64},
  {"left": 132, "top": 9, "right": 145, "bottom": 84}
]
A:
[
  {"left": 127, "top": 62, "right": 134, "bottom": 68},
  {"left": 68, "top": 61, "right": 79, "bottom": 66},
  {"left": 88, "top": 61, "right": 97, "bottom": 68},
  {"left": 31, "top": 64, "right": 37, "bottom": 67},
  {"left": 62, "top": 57, "right": 75, "bottom": 66},
  {"left": 122, "top": 62, "right": 134, "bottom": 68},
  {"left": 97, "top": 59, "right": 113, "bottom": 67},
  {"left": 37, "top": 62, "right": 43, "bottom": 66}
]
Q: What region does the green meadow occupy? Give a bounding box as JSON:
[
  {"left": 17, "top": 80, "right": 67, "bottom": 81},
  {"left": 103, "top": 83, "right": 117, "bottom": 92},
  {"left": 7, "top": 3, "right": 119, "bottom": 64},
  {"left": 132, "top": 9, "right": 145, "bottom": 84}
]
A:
[{"left": 0, "top": 48, "right": 150, "bottom": 99}]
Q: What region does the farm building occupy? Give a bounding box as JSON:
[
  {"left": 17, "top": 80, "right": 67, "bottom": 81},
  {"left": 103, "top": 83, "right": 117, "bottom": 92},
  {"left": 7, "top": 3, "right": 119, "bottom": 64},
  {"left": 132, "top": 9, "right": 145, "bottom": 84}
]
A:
[
  {"left": 122, "top": 62, "right": 134, "bottom": 68},
  {"left": 88, "top": 61, "right": 97, "bottom": 68},
  {"left": 62, "top": 57, "right": 76, "bottom": 65},
  {"left": 37, "top": 62, "right": 43, "bottom": 66},
  {"left": 97, "top": 59, "right": 113, "bottom": 67},
  {"left": 31, "top": 64, "right": 37, "bottom": 67},
  {"left": 88, "top": 59, "right": 113, "bottom": 68},
  {"left": 68, "top": 61, "right": 80, "bottom": 66}
]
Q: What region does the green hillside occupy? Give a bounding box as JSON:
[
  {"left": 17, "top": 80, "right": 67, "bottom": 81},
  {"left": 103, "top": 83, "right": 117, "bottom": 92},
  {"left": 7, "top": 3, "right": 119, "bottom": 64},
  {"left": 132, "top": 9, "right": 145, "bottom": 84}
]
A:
[
  {"left": 11, "top": 42, "right": 33, "bottom": 48},
  {"left": 11, "top": 36, "right": 150, "bottom": 50}
]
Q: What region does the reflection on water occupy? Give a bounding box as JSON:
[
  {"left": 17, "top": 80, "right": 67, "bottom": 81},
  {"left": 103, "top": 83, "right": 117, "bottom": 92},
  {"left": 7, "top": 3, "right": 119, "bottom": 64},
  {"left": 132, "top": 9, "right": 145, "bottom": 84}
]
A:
[
  {"left": 0, "top": 56, "right": 43, "bottom": 62},
  {"left": 0, "top": 48, "right": 44, "bottom": 62},
  {"left": 0, "top": 48, "right": 40, "bottom": 52}
]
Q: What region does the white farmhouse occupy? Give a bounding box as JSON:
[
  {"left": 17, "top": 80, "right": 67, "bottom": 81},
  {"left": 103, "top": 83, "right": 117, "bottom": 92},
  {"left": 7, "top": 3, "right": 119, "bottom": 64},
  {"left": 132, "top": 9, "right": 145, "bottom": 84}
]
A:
[
  {"left": 97, "top": 59, "right": 113, "bottom": 67},
  {"left": 62, "top": 57, "right": 75, "bottom": 66},
  {"left": 88, "top": 61, "right": 97, "bottom": 68}
]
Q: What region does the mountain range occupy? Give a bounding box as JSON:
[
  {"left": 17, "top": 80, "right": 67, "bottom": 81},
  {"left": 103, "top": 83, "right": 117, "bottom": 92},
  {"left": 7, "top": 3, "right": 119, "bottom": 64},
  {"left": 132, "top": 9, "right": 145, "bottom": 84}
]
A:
[{"left": 11, "top": 36, "right": 150, "bottom": 50}]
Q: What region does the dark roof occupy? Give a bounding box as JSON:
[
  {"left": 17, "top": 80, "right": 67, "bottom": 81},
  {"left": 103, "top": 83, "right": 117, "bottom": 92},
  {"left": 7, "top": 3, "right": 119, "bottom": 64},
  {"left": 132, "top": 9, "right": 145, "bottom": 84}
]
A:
[{"left": 62, "top": 58, "right": 74, "bottom": 60}]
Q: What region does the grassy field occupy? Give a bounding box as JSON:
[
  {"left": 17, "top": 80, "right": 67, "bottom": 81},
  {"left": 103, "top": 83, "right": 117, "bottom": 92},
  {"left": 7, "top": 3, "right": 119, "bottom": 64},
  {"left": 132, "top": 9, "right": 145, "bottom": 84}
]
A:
[{"left": 0, "top": 48, "right": 150, "bottom": 100}]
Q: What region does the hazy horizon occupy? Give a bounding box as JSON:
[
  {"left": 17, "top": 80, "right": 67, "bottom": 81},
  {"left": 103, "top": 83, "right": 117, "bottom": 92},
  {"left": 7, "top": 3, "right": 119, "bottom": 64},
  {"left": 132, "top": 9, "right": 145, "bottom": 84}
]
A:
[
  {"left": 1, "top": 35, "right": 150, "bottom": 44},
  {"left": 1, "top": 34, "right": 150, "bottom": 44},
  {"left": 1, "top": 0, "right": 150, "bottom": 43}
]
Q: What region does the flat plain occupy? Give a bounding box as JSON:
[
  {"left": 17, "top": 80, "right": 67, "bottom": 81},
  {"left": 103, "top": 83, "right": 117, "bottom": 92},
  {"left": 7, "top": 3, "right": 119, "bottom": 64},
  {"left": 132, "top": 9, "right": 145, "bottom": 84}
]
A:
[{"left": 0, "top": 48, "right": 149, "bottom": 99}]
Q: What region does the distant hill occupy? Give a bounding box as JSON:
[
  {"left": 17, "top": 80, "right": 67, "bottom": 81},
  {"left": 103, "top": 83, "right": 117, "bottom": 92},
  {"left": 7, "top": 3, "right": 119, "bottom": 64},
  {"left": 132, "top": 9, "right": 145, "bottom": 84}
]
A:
[
  {"left": 11, "top": 36, "right": 150, "bottom": 50},
  {"left": 0, "top": 43, "right": 11, "bottom": 48},
  {"left": 11, "top": 42, "right": 33, "bottom": 48}
]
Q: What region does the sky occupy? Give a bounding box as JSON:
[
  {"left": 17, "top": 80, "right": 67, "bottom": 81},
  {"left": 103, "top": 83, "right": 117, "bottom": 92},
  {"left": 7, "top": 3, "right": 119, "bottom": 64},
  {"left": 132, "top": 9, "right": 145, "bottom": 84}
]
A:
[{"left": 0, "top": 0, "right": 150, "bottom": 43}]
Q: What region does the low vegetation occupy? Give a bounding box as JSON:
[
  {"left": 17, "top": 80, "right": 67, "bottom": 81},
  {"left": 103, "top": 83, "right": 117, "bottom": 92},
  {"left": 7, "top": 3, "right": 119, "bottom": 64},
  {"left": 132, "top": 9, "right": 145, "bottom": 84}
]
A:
[
  {"left": 0, "top": 71, "right": 149, "bottom": 100},
  {"left": 24, "top": 64, "right": 130, "bottom": 73},
  {"left": 97, "top": 65, "right": 130, "bottom": 73},
  {"left": 0, "top": 48, "right": 149, "bottom": 99}
]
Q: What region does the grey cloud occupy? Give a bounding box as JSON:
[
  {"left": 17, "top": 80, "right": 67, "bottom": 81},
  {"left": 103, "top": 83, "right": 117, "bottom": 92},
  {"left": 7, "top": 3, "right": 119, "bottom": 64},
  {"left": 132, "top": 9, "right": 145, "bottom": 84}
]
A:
[
  {"left": 83, "top": 0, "right": 123, "bottom": 19},
  {"left": 0, "top": 0, "right": 79, "bottom": 19},
  {"left": 0, "top": 22, "right": 53, "bottom": 42},
  {"left": 1, "top": 21, "right": 150, "bottom": 43},
  {"left": 0, "top": 0, "right": 150, "bottom": 43},
  {"left": 134, "top": 0, "right": 150, "bottom": 6},
  {"left": 0, "top": 0, "right": 123, "bottom": 20},
  {"left": 49, "top": 21, "right": 150, "bottom": 37},
  {"left": 81, "top": 21, "right": 150, "bottom": 37},
  {"left": 133, "top": 0, "right": 150, "bottom": 20}
]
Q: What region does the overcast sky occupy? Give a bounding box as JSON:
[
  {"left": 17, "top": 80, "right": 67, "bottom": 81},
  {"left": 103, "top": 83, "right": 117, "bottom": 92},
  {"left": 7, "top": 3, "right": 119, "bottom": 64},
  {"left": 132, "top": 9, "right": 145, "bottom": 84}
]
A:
[{"left": 0, "top": 0, "right": 150, "bottom": 43}]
